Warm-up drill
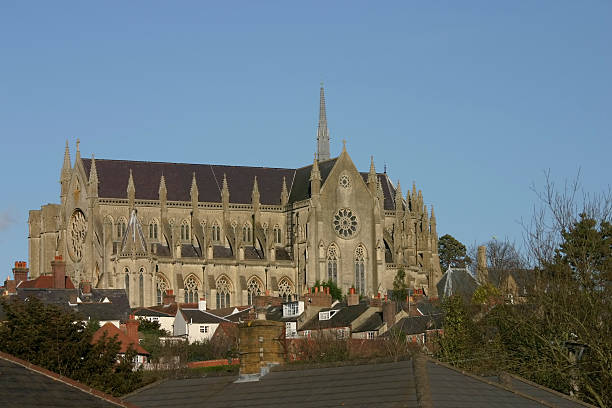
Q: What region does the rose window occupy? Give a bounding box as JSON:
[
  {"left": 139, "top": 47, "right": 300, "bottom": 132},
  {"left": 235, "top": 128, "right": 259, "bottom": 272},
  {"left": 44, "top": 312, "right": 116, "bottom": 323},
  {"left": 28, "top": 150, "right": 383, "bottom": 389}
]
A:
[
  {"left": 339, "top": 175, "right": 351, "bottom": 189},
  {"left": 333, "top": 208, "right": 358, "bottom": 238},
  {"left": 68, "top": 209, "right": 87, "bottom": 261}
]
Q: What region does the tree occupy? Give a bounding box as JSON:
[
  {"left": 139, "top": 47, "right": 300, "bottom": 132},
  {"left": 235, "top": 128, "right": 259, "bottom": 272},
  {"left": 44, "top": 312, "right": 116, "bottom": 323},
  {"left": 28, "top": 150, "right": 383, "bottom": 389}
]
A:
[
  {"left": 438, "top": 234, "right": 471, "bottom": 270},
  {"left": 0, "top": 298, "right": 143, "bottom": 396},
  {"left": 392, "top": 268, "right": 409, "bottom": 302}
]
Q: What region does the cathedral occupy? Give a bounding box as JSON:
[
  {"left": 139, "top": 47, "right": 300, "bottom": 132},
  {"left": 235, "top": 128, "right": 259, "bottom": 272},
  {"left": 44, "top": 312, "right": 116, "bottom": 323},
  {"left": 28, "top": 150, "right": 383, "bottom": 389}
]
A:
[{"left": 28, "top": 86, "right": 442, "bottom": 308}]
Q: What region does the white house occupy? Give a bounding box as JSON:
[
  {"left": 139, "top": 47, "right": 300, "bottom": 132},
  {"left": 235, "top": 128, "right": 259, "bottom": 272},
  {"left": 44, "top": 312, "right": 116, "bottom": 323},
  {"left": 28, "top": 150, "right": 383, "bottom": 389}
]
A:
[
  {"left": 133, "top": 308, "right": 175, "bottom": 334},
  {"left": 173, "top": 298, "right": 229, "bottom": 343}
]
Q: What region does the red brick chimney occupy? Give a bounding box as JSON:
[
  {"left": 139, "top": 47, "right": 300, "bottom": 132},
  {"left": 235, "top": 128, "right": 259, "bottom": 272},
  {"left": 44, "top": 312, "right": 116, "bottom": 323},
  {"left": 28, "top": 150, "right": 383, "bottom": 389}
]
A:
[
  {"left": 163, "top": 289, "right": 176, "bottom": 305},
  {"left": 12, "top": 261, "right": 29, "bottom": 284},
  {"left": 383, "top": 300, "right": 397, "bottom": 329},
  {"left": 81, "top": 281, "right": 92, "bottom": 294},
  {"left": 51, "top": 256, "right": 66, "bottom": 289},
  {"left": 125, "top": 314, "right": 139, "bottom": 343},
  {"left": 347, "top": 287, "right": 360, "bottom": 306}
]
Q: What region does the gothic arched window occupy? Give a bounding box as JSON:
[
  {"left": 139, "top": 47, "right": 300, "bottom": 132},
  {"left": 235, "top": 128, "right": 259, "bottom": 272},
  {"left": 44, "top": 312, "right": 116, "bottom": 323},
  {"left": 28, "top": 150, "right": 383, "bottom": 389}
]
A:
[
  {"left": 139, "top": 268, "right": 145, "bottom": 307},
  {"left": 124, "top": 268, "right": 130, "bottom": 296},
  {"left": 212, "top": 222, "right": 221, "bottom": 242},
  {"left": 327, "top": 244, "right": 339, "bottom": 283},
  {"left": 278, "top": 277, "right": 294, "bottom": 302},
  {"left": 247, "top": 277, "right": 263, "bottom": 306},
  {"left": 354, "top": 245, "right": 366, "bottom": 295},
  {"left": 156, "top": 274, "right": 168, "bottom": 305},
  {"left": 242, "top": 223, "right": 252, "bottom": 243},
  {"left": 117, "top": 218, "right": 127, "bottom": 239},
  {"left": 180, "top": 220, "right": 190, "bottom": 242},
  {"left": 273, "top": 225, "right": 281, "bottom": 245},
  {"left": 184, "top": 276, "right": 200, "bottom": 304},
  {"left": 149, "top": 220, "right": 158, "bottom": 240},
  {"left": 216, "top": 276, "right": 231, "bottom": 309}
]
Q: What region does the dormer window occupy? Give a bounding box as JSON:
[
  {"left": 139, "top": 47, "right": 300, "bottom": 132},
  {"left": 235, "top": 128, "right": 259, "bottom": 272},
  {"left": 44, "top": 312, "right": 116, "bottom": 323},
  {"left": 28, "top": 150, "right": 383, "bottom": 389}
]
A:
[
  {"left": 282, "top": 301, "right": 303, "bottom": 317},
  {"left": 319, "top": 309, "right": 338, "bottom": 321}
]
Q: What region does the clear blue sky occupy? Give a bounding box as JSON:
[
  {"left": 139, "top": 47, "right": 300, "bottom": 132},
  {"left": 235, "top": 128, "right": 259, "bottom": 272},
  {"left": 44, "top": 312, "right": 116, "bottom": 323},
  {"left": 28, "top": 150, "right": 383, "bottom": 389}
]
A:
[{"left": 1, "top": 1, "right": 610, "bottom": 273}]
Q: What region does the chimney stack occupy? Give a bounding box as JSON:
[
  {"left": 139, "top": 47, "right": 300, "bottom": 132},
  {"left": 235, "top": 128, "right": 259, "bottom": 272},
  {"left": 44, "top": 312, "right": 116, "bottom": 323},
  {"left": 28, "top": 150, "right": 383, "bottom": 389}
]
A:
[
  {"left": 125, "top": 314, "right": 139, "bottom": 343},
  {"left": 51, "top": 255, "right": 66, "bottom": 289},
  {"left": 12, "top": 261, "right": 29, "bottom": 284},
  {"left": 198, "top": 297, "right": 207, "bottom": 311},
  {"left": 383, "top": 300, "right": 397, "bottom": 329},
  {"left": 81, "top": 281, "right": 92, "bottom": 294},
  {"left": 238, "top": 320, "right": 284, "bottom": 381},
  {"left": 163, "top": 290, "right": 176, "bottom": 306},
  {"left": 347, "top": 287, "right": 359, "bottom": 306}
]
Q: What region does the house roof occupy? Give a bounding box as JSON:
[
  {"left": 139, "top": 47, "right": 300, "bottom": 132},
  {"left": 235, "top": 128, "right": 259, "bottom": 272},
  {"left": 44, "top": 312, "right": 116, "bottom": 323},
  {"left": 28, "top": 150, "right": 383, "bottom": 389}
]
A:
[
  {"left": 300, "top": 302, "right": 370, "bottom": 331},
  {"left": 437, "top": 267, "right": 478, "bottom": 299},
  {"left": 15, "top": 288, "right": 132, "bottom": 323},
  {"left": 125, "top": 357, "right": 593, "bottom": 408},
  {"left": 207, "top": 306, "right": 251, "bottom": 319},
  {"left": 352, "top": 311, "right": 384, "bottom": 332},
  {"left": 91, "top": 323, "right": 149, "bottom": 355},
  {"left": 0, "top": 351, "right": 136, "bottom": 407},
  {"left": 180, "top": 308, "right": 229, "bottom": 324},
  {"left": 133, "top": 307, "right": 174, "bottom": 318},
  {"left": 386, "top": 315, "right": 444, "bottom": 336},
  {"left": 18, "top": 275, "right": 76, "bottom": 289}
]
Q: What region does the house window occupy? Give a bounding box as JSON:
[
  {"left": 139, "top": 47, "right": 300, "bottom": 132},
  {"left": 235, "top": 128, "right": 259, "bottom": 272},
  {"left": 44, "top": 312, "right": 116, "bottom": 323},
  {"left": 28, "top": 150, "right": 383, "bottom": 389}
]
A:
[
  {"left": 285, "top": 322, "right": 297, "bottom": 338},
  {"left": 283, "top": 302, "right": 299, "bottom": 317},
  {"left": 367, "top": 331, "right": 376, "bottom": 340},
  {"left": 184, "top": 276, "right": 200, "bottom": 303},
  {"left": 337, "top": 328, "right": 346, "bottom": 339},
  {"left": 247, "top": 277, "right": 262, "bottom": 306},
  {"left": 326, "top": 244, "right": 339, "bottom": 283},
  {"left": 216, "top": 277, "right": 231, "bottom": 309},
  {"left": 200, "top": 325, "right": 209, "bottom": 333},
  {"left": 354, "top": 245, "right": 366, "bottom": 295}
]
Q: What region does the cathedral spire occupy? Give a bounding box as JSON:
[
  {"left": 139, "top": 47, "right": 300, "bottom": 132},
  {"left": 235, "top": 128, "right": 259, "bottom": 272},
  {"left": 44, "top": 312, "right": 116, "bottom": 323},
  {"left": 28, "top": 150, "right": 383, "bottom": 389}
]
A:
[
  {"left": 280, "top": 176, "right": 289, "bottom": 206},
  {"left": 62, "top": 140, "right": 71, "bottom": 175},
  {"left": 367, "top": 156, "right": 377, "bottom": 193},
  {"left": 75, "top": 139, "right": 81, "bottom": 164},
  {"left": 316, "top": 83, "right": 330, "bottom": 161}
]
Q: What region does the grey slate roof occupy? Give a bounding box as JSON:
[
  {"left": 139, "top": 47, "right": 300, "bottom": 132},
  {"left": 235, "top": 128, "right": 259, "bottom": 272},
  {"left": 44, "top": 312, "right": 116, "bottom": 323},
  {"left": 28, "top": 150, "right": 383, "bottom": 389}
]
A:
[
  {"left": 388, "top": 315, "right": 444, "bottom": 336},
  {"left": 125, "top": 358, "right": 591, "bottom": 408},
  {"left": 181, "top": 309, "right": 229, "bottom": 324},
  {"left": 0, "top": 352, "right": 133, "bottom": 407},
  {"left": 300, "top": 302, "right": 370, "bottom": 331},
  {"left": 437, "top": 267, "right": 478, "bottom": 299},
  {"left": 352, "top": 311, "right": 383, "bottom": 332},
  {"left": 14, "top": 288, "right": 131, "bottom": 323},
  {"left": 133, "top": 307, "right": 174, "bottom": 317}
]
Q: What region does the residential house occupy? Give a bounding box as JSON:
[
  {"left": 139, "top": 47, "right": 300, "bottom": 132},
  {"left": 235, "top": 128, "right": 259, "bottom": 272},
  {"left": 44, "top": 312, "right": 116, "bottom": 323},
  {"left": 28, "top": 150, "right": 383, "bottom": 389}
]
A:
[
  {"left": 91, "top": 316, "right": 149, "bottom": 368},
  {"left": 173, "top": 298, "right": 229, "bottom": 343}
]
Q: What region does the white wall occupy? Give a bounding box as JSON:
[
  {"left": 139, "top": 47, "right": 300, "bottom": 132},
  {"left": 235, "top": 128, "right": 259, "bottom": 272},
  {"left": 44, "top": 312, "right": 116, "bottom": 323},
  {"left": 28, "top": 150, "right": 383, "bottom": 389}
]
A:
[{"left": 186, "top": 322, "right": 220, "bottom": 343}]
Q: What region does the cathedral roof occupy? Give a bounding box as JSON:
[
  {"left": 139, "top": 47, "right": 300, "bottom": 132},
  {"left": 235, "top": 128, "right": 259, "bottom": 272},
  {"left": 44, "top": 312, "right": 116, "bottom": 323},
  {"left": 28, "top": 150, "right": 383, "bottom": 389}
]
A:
[{"left": 82, "top": 157, "right": 397, "bottom": 209}]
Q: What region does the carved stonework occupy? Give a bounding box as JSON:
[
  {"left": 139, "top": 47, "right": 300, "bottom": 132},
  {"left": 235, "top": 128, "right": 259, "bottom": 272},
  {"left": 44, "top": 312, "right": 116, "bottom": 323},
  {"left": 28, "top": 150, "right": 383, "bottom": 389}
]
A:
[
  {"left": 333, "top": 208, "right": 358, "bottom": 239},
  {"left": 68, "top": 209, "right": 87, "bottom": 262}
]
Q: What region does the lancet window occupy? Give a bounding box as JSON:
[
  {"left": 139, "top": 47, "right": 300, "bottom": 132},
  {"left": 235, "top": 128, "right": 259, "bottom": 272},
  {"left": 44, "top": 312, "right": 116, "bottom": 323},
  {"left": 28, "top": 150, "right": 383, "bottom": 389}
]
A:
[
  {"left": 156, "top": 274, "right": 169, "bottom": 305},
  {"left": 354, "top": 245, "right": 366, "bottom": 295},
  {"left": 327, "top": 244, "right": 339, "bottom": 283}
]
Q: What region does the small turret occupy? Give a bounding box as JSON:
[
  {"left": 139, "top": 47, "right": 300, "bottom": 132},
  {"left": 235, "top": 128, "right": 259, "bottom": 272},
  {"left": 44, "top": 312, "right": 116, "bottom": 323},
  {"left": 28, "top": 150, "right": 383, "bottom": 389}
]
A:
[
  {"left": 394, "top": 181, "right": 403, "bottom": 213},
  {"left": 60, "top": 141, "right": 71, "bottom": 199},
  {"left": 280, "top": 176, "right": 289, "bottom": 207},
  {"left": 221, "top": 174, "right": 230, "bottom": 207},
  {"left": 74, "top": 138, "right": 81, "bottom": 164}
]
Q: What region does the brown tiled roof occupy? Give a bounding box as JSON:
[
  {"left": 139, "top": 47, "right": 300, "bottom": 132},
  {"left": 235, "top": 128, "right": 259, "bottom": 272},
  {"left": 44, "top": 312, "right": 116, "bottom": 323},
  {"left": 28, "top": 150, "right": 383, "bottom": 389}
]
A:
[
  {"left": 18, "top": 275, "right": 76, "bottom": 289},
  {"left": 0, "top": 351, "right": 137, "bottom": 407},
  {"left": 82, "top": 157, "right": 397, "bottom": 209},
  {"left": 91, "top": 323, "right": 149, "bottom": 355}
]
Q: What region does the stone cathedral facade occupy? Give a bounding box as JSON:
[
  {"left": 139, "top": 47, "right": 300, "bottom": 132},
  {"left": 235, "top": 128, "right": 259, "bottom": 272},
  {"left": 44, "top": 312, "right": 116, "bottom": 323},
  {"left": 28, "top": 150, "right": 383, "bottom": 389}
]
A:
[{"left": 28, "top": 87, "right": 442, "bottom": 308}]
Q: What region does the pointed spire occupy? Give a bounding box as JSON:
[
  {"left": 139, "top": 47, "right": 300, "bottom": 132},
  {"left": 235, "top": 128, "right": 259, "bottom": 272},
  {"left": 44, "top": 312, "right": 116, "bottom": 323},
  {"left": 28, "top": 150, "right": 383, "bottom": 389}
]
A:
[
  {"left": 89, "top": 154, "right": 98, "bottom": 182},
  {"left": 127, "top": 169, "right": 135, "bottom": 208},
  {"left": 190, "top": 172, "right": 198, "bottom": 200},
  {"left": 280, "top": 176, "right": 289, "bottom": 206},
  {"left": 62, "top": 140, "right": 71, "bottom": 173},
  {"left": 430, "top": 205, "right": 436, "bottom": 221},
  {"left": 158, "top": 174, "right": 167, "bottom": 198},
  {"left": 310, "top": 153, "right": 321, "bottom": 181},
  {"left": 377, "top": 178, "right": 384, "bottom": 204},
  {"left": 221, "top": 173, "right": 230, "bottom": 204},
  {"left": 395, "top": 180, "right": 403, "bottom": 211},
  {"left": 251, "top": 176, "right": 260, "bottom": 203},
  {"left": 367, "top": 155, "right": 377, "bottom": 184},
  {"left": 316, "top": 84, "right": 330, "bottom": 161}
]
